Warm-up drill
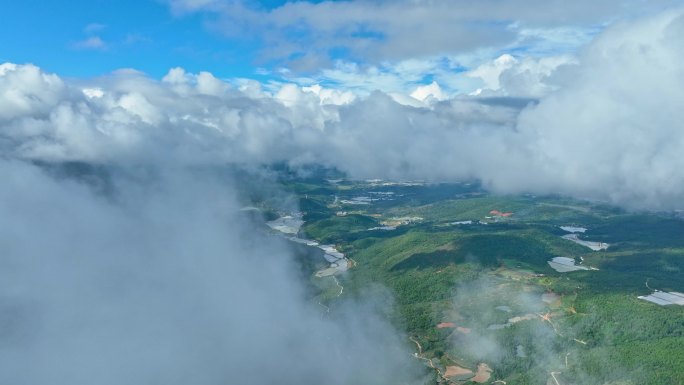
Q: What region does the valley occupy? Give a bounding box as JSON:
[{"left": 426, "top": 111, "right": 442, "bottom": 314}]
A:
[{"left": 260, "top": 173, "right": 684, "bottom": 385}]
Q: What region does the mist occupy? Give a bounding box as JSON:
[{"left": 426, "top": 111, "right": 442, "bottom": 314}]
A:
[
  {"left": 0, "top": 160, "right": 424, "bottom": 385},
  {"left": 446, "top": 277, "right": 642, "bottom": 384}
]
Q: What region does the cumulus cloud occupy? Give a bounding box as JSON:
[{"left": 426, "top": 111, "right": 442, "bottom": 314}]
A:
[
  {"left": 410, "top": 82, "right": 448, "bottom": 103},
  {"left": 1, "top": 9, "right": 683, "bottom": 209},
  {"left": 0, "top": 59, "right": 428, "bottom": 385},
  {"left": 467, "top": 54, "right": 575, "bottom": 97},
  {"left": 0, "top": 63, "right": 67, "bottom": 120},
  {"left": 301, "top": 84, "right": 356, "bottom": 106},
  {"left": 510, "top": 9, "right": 684, "bottom": 209},
  {"left": 467, "top": 54, "right": 518, "bottom": 92},
  {"left": 162, "top": 66, "right": 229, "bottom": 96}
]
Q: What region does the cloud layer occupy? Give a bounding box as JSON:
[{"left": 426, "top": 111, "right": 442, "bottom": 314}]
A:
[
  {"left": 1, "top": 9, "right": 684, "bottom": 209},
  {"left": 167, "top": 0, "right": 676, "bottom": 68}
]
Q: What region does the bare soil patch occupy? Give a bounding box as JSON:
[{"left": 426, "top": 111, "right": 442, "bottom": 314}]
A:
[
  {"left": 437, "top": 322, "right": 456, "bottom": 329},
  {"left": 472, "top": 363, "right": 493, "bottom": 383},
  {"left": 445, "top": 365, "right": 473, "bottom": 379}
]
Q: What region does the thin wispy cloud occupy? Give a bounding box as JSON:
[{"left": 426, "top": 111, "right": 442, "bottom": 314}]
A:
[
  {"left": 122, "top": 33, "right": 152, "bottom": 45},
  {"left": 72, "top": 36, "right": 108, "bottom": 50},
  {"left": 164, "top": 0, "right": 678, "bottom": 68},
  {"left": 84, "top": 22, "right": 107, "bottom": 34}
]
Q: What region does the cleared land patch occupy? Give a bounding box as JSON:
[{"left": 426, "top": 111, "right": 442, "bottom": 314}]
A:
[
  {"left": 561, "top": 233, "right": 609, "bottom": 251},
  {"left": 445, "top": 365, "right": 473, "bottom": 379},
  {"left": 638, "top": 291, "right": 684, "bottom": 306},
  {"left": 267, "top": 215, "right": 304, "bottom": 234},
  {"left": 548, "top": 256, "right": 590, "bottom": 272},
  {"left": 472, "top": 363, "right": 493, "bottom": 383}
]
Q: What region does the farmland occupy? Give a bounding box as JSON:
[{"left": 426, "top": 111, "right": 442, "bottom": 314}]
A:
[{"left": 254, "top": 171, "right": 684, "bottom": 385}]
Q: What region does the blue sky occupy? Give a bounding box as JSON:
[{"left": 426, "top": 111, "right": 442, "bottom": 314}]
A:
[
  {"left": 0, "top": 0, "right": 269, "bottom": 79},
  {"left": 1, "top": 0, "right": 674, "bottom": 92}
]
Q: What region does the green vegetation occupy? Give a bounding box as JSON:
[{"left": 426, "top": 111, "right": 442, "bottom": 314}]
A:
[
  {"left": 270, "top": 176, "right": 684, "bottom": 385},
  {"left": 302, "top": 214, "right": 378, "bottom": 243}
]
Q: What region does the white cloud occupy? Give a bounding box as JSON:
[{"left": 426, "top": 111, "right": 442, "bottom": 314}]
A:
[
  {"left": 308, "top": 58, "right": 463, "bottom": 96},
  {"left": 467, "top": 54, "right": 518, "bottom": 91},
  {"left": 162, "top": 67, "right": 229, "bottom": 96},
  {"left": 467, "top": 54, "right": 575, "bottom": 97},
  {"left": 2, "top": 8, "right": 684, "bottom": 209},
  {"left": 302, "top": 84, "right": 356, "bottom": 106},
  {"left": 196, "top": 71, "right": 226, "bottom": 96},
  {"left": 0, "top": 63, "right": 66, "bottom": 120},
  {"left": 117, "top": 92, "right": 163, "bottom": 125},
  {"left": 509, "top": 9, "right": 684, "bottom": 209},
  {"left": 164, "top": 0, "right": 676, "bottom": 68},
  {"left": 82, "top": 87, "right": 104, "bottom": 99},
  {"left": 410, "top": 81, "right": 447, "bottom": 103},
  {"left": 72, "top": 36, "right": 107, "bottom": 50}
]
